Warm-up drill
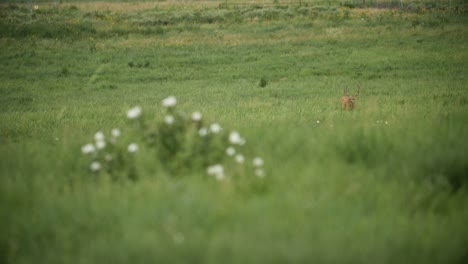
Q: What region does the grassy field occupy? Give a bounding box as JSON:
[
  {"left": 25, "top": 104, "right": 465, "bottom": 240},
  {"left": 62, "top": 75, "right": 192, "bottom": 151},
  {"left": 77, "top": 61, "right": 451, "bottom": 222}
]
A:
[{"left": 1, "top": 1, "right": 468, "bottom": 263}]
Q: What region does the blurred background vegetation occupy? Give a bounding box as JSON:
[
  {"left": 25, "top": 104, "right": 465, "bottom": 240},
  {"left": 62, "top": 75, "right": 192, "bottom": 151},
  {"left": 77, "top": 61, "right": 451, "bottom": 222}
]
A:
[{"left": 0, "top": 1, "right": 467, "bottom": 263}]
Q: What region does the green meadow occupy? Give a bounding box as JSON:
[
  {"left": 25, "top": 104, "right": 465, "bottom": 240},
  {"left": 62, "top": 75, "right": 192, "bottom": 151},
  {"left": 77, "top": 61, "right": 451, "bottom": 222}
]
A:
[{"left": 1, "top": 1, "right": 468, "bottom": 263}]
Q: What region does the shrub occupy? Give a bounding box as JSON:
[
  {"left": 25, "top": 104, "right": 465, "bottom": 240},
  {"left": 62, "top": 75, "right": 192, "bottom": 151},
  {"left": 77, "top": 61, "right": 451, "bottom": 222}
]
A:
[{"left": 80, "top": 96, "right": 266, "bottom": 183}]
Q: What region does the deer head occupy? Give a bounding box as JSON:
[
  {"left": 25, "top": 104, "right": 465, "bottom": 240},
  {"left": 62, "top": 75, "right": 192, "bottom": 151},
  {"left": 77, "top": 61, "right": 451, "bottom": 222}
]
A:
[{"left": 341, "top": 85, "right": 360, "bottom": 110}]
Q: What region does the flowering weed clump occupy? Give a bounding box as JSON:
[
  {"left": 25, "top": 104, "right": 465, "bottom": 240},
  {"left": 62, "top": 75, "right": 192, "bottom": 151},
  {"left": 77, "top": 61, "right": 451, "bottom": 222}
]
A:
[
  {"left": 81, "top": 127, "right": 139, "bottom": 181},
  {"left": 81, "top": 96, "right": 265, "bottom": 182}
]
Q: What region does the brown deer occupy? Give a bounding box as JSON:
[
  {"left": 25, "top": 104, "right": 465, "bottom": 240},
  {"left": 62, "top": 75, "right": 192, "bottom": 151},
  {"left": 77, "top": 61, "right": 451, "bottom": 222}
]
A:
[{"left": 341, "top": 85, "right": 360, "bottom": 110}]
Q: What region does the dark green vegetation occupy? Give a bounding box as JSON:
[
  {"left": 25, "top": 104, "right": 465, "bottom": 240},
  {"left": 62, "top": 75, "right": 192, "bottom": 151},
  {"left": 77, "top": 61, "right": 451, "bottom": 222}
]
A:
[{"left": 1, "top": 1, "right": 468, "bottom": 263}]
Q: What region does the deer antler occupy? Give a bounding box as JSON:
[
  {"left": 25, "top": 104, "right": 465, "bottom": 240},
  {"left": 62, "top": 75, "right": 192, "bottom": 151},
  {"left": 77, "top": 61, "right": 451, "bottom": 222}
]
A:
[{"left": 355, "top": 84, "right": 360, "bottom": 97}]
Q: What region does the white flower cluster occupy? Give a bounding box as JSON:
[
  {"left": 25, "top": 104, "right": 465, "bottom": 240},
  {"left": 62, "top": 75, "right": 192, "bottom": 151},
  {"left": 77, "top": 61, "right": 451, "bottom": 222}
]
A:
[
  {"left": 90, "top": 161, "right": 101, "bottom": 172},
  {"left": 191, "top": 109, "right": 265, "bottom": 180},
  {"left": 162, "top": 96, "right": 177, "bottom": 108},
  {"left": 191, "top": 112, "right": 202, "bottom": 122},
  {"left": 253, "top": 157, "right": 265, "bottom": 177},
  {"left": 81, "top": 143, "right": 95, "bottom": 154},
  {"left": 127, "top": 106, "right": 142, "bottom": 119},
  {"left": 197, "top": 123, "right": 222, "bottom": 137},
  {"left": 376, "top": 120, "right": 389, "bottom": 125},
  {"left": 81, "top": 128, "right": 138, "bottom": 173},
  {"left": 81, "top": 95, "right": 266, "bottom": 182},
  {"left": 128, "top": 143, "right": 138, "bottom": 153},
  {"left": 222, "top": 130, "right": 265, "bottom": 178},
  {"left": 81, "top": 128, "right": 121, "bottom": 156},
  {"left": 210, "top": 123, "right": 222, "bottom": 133},
  {"left": 94, "top": 131, "right": 106, "bottom": 150},
  {"left": 229, "top": 131, "right": 246, "bottom": 145},
  {"left": 165, "top": 115, "right": 175, "bottom": 125},
  {"left": 226, "top": 147, "right": 236, "bottom": 156},
  {"left": 198, "top": 127, "right": 208, "bottom": 137},
  {"left": 207, "top": 164, "right": 225, "bottom": 180}
]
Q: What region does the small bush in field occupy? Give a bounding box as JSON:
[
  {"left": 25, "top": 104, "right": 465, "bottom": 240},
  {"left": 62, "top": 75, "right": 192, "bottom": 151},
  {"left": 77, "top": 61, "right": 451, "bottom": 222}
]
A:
[
  {"left": 81, "top": 96, "right": 265, "bottom": 182},
  {"left": 81, "top": 128, "right": 138, "bottom": 181},
  {"left": 259, "top": 77, "right": 268, "bottom": 87}
]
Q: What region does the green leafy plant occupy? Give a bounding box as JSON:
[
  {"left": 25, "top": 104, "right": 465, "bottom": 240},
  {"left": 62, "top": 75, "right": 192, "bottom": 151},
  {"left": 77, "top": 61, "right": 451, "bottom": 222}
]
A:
[
  {"left": 259, "top": 77, "right": 268, "bottom": 87},
  {"left": 81, "top": 96, "right": 266, "bottom": 182}
]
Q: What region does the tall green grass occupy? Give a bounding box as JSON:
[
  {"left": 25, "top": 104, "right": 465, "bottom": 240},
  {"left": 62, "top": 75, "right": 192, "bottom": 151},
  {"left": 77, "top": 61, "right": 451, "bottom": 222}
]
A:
[{"left": 1, "top": 2, "right": 468, "bottom": 263}]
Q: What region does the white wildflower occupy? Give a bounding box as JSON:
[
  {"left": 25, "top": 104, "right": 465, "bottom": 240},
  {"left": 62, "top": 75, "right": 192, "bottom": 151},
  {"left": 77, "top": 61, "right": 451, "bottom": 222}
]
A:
[
  {"left": 210, "top": 123, "right": 222, "bottom": 134},
  {"left": 81, "top": 143, "right": 95, "bottom": 154},
  {"left": 105, "top": 154, "right": 113, "bottom": 162},
  {"left": 316, "top": 120, "right": 320, "bottom": 124},
  {"left": 253, "top": 157, "right": 264, "bottom": 167},
  {"left": 33, "top": 5, "right": 39, "bottom": 10},
  {"left": 94, "top": 131, "right": 105, "bottom": 142},
  {"left": 229, "top": 131, "right": 245, "bottom": 145},
  {"left": 255, "top": 168, "right": 265, "bottom": 178},
  {"left": 90, "top": 161, "right": 101, "bottom": 172},
  {"left": 235, "top": 154, "right": 245, "bottom": 164},
  {"left": 95, "top": 140, "right": 106, "bottom": 150},
  {"left": 173, "top": 233, "right": 185, "bottom": 244},
  {"left": 162, "top": 96, "right": 177, "bottom": 108},
  {"left": 229, "top": 131, "right": 240, "bottom": 143},
  {"left": 226, "top": 147, "right": 236, "bottom": 156},
  {"left": 127, "top": 106, "right": 142, "bottom": 119},
  {"left": 207, "top": 164, "right": 224, "bottom": 180},
  {"left": 128, "top": 143, "right": 139, "bottom": 153},
  {"left": 198, "top": 127, "right": 208, "bottom": 137},
  {"left": 191, "top": 111, "right": 202, "bottom": 122},
  {"left": 111, "top": 128, "right": 121, "bottom": 138},
  {"left": 165, "top": 115, "right": 175, "bottom": 125}
]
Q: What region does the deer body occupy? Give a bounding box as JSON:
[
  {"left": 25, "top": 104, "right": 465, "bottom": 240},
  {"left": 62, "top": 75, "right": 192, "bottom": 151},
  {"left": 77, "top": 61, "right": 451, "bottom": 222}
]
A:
[{"left": 341, "top": 85, "right": 360, "bottom": 110}]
